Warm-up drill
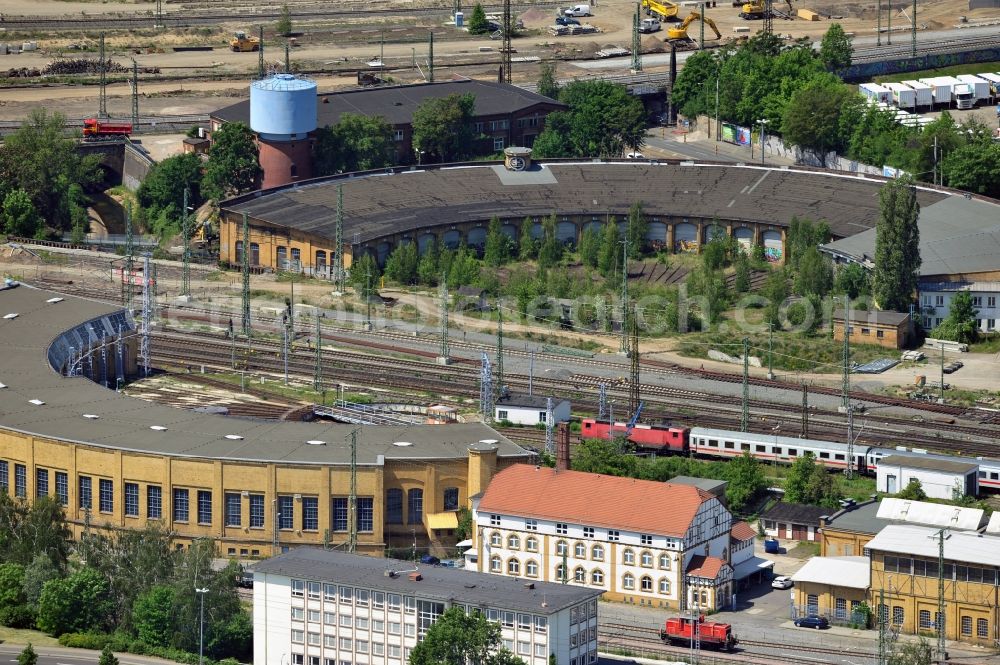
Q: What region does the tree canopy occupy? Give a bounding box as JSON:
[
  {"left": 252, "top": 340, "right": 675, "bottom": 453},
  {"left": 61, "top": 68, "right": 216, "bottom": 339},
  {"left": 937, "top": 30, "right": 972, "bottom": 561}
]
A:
[
  {"left": 819, "top": 23, "right": 853, "bottom": 70},
  {"left": 783, "top": 452, "right": 841, "bottom": 508},
  {"left": 531, "top": 80, "right": 646, "bottom": 158},
  {"left": 537, "top": 61, "right": 560, "bottom": 100},
  {"left": 136, "top": 152, "right": 203, "bottom": 238},
  {"left": 412, "top": 94, "right": 476, "bottom": 163},
  {"left": 781, "top": 76, "right": 853, "bottom": 165},
  {"left": 932, "top": 291, "right": 979, "bottom": 344},
  {"left": 467, "top": 4, "right": 490, "bottom": 35},
  {"left": 313, "top": 113, "right": 394, "bottom": 176},
  {"left": 202, "top": 122, "right": 261, "bottom": 200},
  {"left": 872, "top": 177, "right": 921, "bottom": 312},
  {"left": 408, "top": 606, "right": 526, "bottom": 665}
]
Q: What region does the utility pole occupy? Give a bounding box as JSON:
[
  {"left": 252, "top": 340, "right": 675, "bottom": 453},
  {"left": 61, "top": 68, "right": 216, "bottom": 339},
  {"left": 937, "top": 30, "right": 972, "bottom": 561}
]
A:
[
  {"left": 229, "top": 318, "right": 236, "bottom": 370},
  {"left": 528, "top": 351, "right": 534, "bottom": 396},
  {"left": 929, "top": 528, "right": 950, "bottom": 663},
  {"left": 155, "top": 0, "right": 163, "bottom": 29},
  {"left": 282, "top": 312, "right": 290, "bottom": 386},
  {"left": 313, "top": 312, "right": 322, "bottom": 392},
  {"left": 801, "top": 384, "right": 809, "bottom": 438},
  {"left": 123, "top": 204, "right": 134, "bottom": 310},
  {"left": 545, "top": 397, "right": 555, "bottom": 457},
  {"left": 620, "top": 240, "right": 629, "bottom": 354},
  {"left": 428, "top": 31, "right": 435, "bottom": 83},
  {"left": 887, "top": 1, "right": 892, "bottom": 45},
  {"left": 140, "top": 254, "right": 152, "bottom": 377},
  {"left": 598, "top": 383, "right": 608, "bottom": 420},
  {"left": 762, "top": 0, "right": 773, "bottom": 36},
  {"left": 480, "top": 352, "right": 494, "bottom": 423},
  {"left": 845, "top": 404, "right": 856, "bottom": 479},
  {"left": 631, "top": 5, "right": 642, "bottom": 73},
  {"left": 438, "top": 277, "right": 450, "bottom": 364},
  {"left": 767, "top": 321, "right": 774, "bottom": 379},
  {"left": 841, "top": 295, "right": 851, "bottom": 410},
  {"left": 131, "top": 59, "right": 139, "bottom": 129},
  {"left": 495, "top": 300, "right": 504, "bottom": 396},
  {"left": 939, "top": 344, "right": 945, "bottom": 403},
  {"left": 876, "top": 587, "right": 888, "bottom": 665},
  {"left": 500, "top": 0, "right": 512, "bottom": 83},
  {"left": 99, "top": 33, "right": 107, "bottom": 119},
  {"left": 699, "top": 1, "right": 705, "bottom": 50},
  {"left": 740, "top": 337, "right": 750, "bottom": 432},
  {"left": 911, "top": 0, "right": 917, "bottom": 57},
  {"left": 334, "top": 185, "right": 345, "bottom": 294},
  {"left": 241, "top": 213, "right": 251, "bottom": 336},
  {"left": 284, "top": 42, "right": 290, "bottom": 73},
  {"left": 258, "top": 25, "right": 265, "bottom": 79},
  {"left": 348, "top": 429, "right": 358, "bottom": 553},
  {"left": 181, "top": 186, "right": 191, "bottom": 297},
  {"left": 629, "top": 307, "right": 640, "bottom": 417},
  {"left": 364, "top": 262, "right": 373, "bottom": 331}
]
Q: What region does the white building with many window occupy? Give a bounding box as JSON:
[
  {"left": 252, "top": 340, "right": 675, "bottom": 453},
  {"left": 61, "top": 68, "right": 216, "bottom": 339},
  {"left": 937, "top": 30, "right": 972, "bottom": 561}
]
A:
[
  {"left": 472, "top": 464, "right": 740, "bottom": 611},
  {"left": 252, "top": 547, "right": 603, "bottom": 665},
  {"left": 919, "top": 282, "right": 1000, "bottom": 332},
  {"left": 495, "top": 394, "right": 571, "bottom": 426}
]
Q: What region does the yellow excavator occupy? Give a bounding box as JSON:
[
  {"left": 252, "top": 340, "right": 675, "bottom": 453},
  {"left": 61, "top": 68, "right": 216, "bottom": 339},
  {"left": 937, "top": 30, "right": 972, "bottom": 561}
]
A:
[
  {"left": 666, "top": 12, "right": 722, "bottom": 42},
  {"left": 739, "top": 0, "right": 766, "bottom": 19},
  {"left": 641, "top": 0, "right": 679, "bottom": 22},
  {"left": 230, "top": 30, "right": 261, "bottom": 52}
]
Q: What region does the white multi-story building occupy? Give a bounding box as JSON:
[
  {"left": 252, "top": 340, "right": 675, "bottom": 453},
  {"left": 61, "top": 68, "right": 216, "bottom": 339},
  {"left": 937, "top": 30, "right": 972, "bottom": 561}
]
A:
[
  {"left": 253, "top": 547, "right": 603, "bottom": 665},
  {"left": 471, "top": 464, "right": 743, "bottom": 611},
  {"left": 495, "top": 394, "right": 571, "bottom": 426},
  {"left": 919, "top": 282, "right": 1000, "bottom": 333}
]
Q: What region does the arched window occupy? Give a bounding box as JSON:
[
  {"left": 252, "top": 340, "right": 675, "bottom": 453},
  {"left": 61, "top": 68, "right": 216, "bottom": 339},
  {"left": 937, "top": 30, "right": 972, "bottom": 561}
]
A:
[
  {"left": 508, "top": 558, "right": 520, "bottom": 575},
  {"left": 526, "top": 536, "right": 538, "bottom": 552},
  {"left": 235, "top": 241, "right": 244, "bottom": 264},
  {"left": 526, "top": 560, "right": 539, "bottom": 577},
  {"left": 490, "top": 555, "right": 501, "bottom": 572},
  {"left": 574, "top": 542, "right": 586, "bottom": 558},
  {"left": 490, "top": 532, "right": 502, "bottom": 547},
  {"left": 508, "top": 534, "right": 520, "bottom": 549},
  {"left": 556, "top": 564, "right": 567, "bottom": 582},
  {"left": 591, "top": 569, "right": 604, "bottom": 586},
  {"left": 556, "top": 540, "right": 568, "bottom": 556},
  {"left": 407, "top": 489, "right": 423, "bottom": 524},
  {"left": 641, "top": 576, "right": 653, "bottom": 592},
  {"left": 574, "top": 566, "right": 586, "bottom": 583},
  {"left": 659, "top": 554, "right": 671, "bottom": 570},
  {"left": 276, "top": 246, "right": 288, "bottom": 269},
  {"left": 623, "top": 549, "right": 635, "bottom": 565},
  {"left": 659, "top": 578, "right": 671, "bottom": 595},
  {"left": 315, "top": 250, "right": 327, "bottom": 272},
  {"left": 250, "top": 243, "right": 259, "bottom": 265},
  {"left": 386, "top": 489, "right": 403, "bottom": 524},
  {"left": 592, "top": 544, "right": 604, "bottom": 561},
  {"left": 622, "top": 573, "right": 635, "bottom": 590},
  {"left": 641, "top": 551, "right": 653, "bottom": 567}
]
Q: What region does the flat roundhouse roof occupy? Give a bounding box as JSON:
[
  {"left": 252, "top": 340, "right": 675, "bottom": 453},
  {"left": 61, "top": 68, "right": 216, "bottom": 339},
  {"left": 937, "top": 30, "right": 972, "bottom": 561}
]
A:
[
  {"left": 222, "top": 163, "right": 950, "bottom": 245},
  {"left": 0, "top": 285, "right": 529, "bottom": 465}
]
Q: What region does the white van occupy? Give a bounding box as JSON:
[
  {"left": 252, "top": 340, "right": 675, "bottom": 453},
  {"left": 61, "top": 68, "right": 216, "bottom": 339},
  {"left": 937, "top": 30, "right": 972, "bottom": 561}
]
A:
[{"left": 564, "top": 4, "right": 592, "bottom": 16}]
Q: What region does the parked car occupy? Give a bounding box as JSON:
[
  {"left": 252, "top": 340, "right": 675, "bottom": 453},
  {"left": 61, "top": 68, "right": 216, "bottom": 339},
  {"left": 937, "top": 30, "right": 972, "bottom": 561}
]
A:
[
  {"left": 555, "top": 15, "right": 581, "bottom": 25},
  {"left": 771, "top": 576, "right": 793, "bottom": 589},
  {"left": 794, "top": 615, "right": 829, "bottom": 629},
  {"left": 237, "top": 570, "right": 254, "bottom": 589},
  {"left": 563, "top": 4, "right": 592, "bottom": 16},
  {"left": 420, "top": 554, "right": 441, "bottom": 565},
  {"left": 625, "top": 151, "right": 645, "bottom": 159}
]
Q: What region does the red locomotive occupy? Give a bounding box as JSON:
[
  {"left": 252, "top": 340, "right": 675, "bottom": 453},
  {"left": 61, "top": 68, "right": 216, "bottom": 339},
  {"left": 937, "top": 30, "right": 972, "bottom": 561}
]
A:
[
  {"left": 580, "top": 418, "right": 687, "bottom": 453},
  {"left": 660, "top": 615, "right": 738, "bottom": 651},
  {"left": 82, "top": 118, "right": 133, "bottom": 139}
]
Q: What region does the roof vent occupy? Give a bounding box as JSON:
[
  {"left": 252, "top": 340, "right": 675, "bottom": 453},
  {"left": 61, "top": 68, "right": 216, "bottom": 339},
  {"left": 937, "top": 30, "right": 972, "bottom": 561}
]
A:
[
  {"left": 392, "top": 441, "right": 413, "bottom": 447},
  {"left": 306, "top": 440, "right": 326, "bottom": 446},
  {"left": 150, "top": 425, "right": 168, "bottom": 431},
  {"left": 29, "top": 398, "right": 45, "bottom": 405},
  {"left": 523, "top": 582, "right": 535, "bottom": 590},
  {"left": 385, "top": 569, "right": 398, "bottom": 578},
  {"left": 225, "top": 434, "right": 244, "bottom": 440},
  {"left": 4, "top": 313, "right": 19, "bottom": 319},
  {"left": 503, "top": 146, "right": 532, "bottom": 172},
  {"left": 83, "top": 414, "right": 100, "bottom": 419},
  {"left": 463, "top": 583, "right": 477, "bottom": 589},
  {"left": 479, "top": 439, "right": 498, "bottom": 445},
  {"left": 408, "top": 572, "right": 422, "bottom": 582},
  {"left": 46, "top": 297, "right": 64, "bottom": 304},
  {"left": 0, "top": 382, "right": 6, "bottom": 389}
]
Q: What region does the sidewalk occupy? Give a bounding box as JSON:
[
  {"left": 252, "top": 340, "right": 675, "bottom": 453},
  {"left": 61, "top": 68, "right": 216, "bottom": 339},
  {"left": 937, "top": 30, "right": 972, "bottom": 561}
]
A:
[{"left": 644, "top": 126, "right": 798, "bottom": 166}]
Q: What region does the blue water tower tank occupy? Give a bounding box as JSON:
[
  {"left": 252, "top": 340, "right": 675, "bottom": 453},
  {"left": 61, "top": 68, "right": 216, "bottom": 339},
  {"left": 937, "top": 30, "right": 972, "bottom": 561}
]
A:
[{"left": 250, "top": 74, "right": 318, "bottom": 142}]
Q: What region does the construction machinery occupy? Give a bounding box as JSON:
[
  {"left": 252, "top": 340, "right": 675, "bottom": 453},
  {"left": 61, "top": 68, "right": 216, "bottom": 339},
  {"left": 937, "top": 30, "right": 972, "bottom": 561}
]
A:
[
  {"left": 230, "top": 31, "right": 261, "bottom": 52},
  {"left": 739, "top": 0, "right": 768, "bottom": 19},
  {"left": 641, "top": 0, "right": 679, "bottom": 22},
  {"left": 666, "top": 12, "right": 721, "bottom": 43}
]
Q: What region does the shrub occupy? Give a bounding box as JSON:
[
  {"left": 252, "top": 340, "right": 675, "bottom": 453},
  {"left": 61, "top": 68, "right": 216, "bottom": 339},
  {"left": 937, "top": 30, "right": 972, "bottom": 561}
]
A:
[{"left": 58, "top": 633, "right": 113, "bottom": 650}]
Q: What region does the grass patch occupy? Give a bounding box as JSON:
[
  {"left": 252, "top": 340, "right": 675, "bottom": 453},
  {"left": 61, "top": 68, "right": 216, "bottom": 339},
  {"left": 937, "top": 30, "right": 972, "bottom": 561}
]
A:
[
  {"left": 0, "top": 625, "right": 60, "bottom": 647},
  {"left": 786, "top": 541, "right": 821, "bottom": 559},
  {"left": 676, "top": 329, "right": 890, "bottom": 373},
  {"left": 765, "top": 464, "right": 877, "bottom": 503},
  {"left": 874, "top": 61, "right": 1000, "bottom": 83},
  {"left": 969, "top": 333, "right": 1000, "bottom": 354}
]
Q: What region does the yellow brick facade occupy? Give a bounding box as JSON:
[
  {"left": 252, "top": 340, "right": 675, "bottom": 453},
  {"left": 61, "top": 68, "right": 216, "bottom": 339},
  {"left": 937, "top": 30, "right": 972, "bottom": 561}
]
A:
[
  {"left": 794, "top": 582, "right": 869, "bottom": 621},
  {"left": 0, "top": 429, "right": 525, "bottom": 559},
  {"left": 820, "top": 528, "right": 869, "bottom": 558}
]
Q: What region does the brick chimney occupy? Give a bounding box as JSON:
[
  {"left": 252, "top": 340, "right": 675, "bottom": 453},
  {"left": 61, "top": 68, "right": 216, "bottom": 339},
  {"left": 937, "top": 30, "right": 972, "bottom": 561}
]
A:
[{"left": 556, "top": 422, "right": 571, "bottom": 471}]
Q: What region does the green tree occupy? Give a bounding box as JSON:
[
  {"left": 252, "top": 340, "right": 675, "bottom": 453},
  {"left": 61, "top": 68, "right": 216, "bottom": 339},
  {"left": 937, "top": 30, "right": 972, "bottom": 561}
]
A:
[
  {"left": 276, "top": 4, "right": 292, "bottom": 35},
  {"left": 384, "top": 242, "right": 419, "bottom": 285},
  {"left": 518, "top": 218, "right": 537, "bottom": 260},
  {"left": 37, "top": 567, "right": 113, "bottom": 636},
  {"left": 579, "top": 226, "right": 600, "bottom": 268},
  {"left": 467, "top": 3, "right": 490, "bottom": 35},
  {"left": 409, "top": 606, "right": 527, "bottom": 665},
  {"left": 897, "top": 478, "right": 927, "bottom": 501},
  {"left": 889, "top": 638, "right": 933, "bottom": 665},
  {"left": 17, "top": 644, "right": 37, "bottom": 665},
  {"left": 2, "top": 188, "right": 42, "bottom": 237},
  {"left": 781, "top": 77, "right": 852, "bottom": 166},
  {"left": 350, "top": 253, "right": 381, "bottom": 301},
  {"left": 97, "top": 645, "right": 119, "bottom": 665},
  {"left": 455, "top": 506, "right": 473, "bottom": 543},
  {"left": 0, "top": 494, "right": 71, "bottom": 570},
  {"left": 625, "top": 201, "right": 648, "bottom": 258},
  {"left": 202, "top": 122, "right": 262, "bottom": 200},
  {"left": 872, "top": 177, "right": 921, "bottom": 311},
  {"left": 537, "top": 61, "right": 559, "bottom": 100},
  {"left": 725, "top": 452, "right": 767, "bottom": 513},
  {"left": 783, "top": 453, "right": 817, "bottom": 504},
  {"left": 687, "top": 264, "right": 728, "bottom": 327},
  {"left": 22, "top": 554, "right": 60, "bottom": 609},
  {"left": 448, "top": 246, "right": 481, "bottom": 287},
  {"left": 794, "top": 247, "right": 833, "bottom": 297},
  {"left": 531, "top": 80, "right": 646, "bottom": 158},
  {"left": 762, "top": 269, "right": 790, "bottom": 327},
  {"left": 418, "top": 239, "right": 440, "bottom": 286},
  {"left": 819, "top": 23, "right": 853, "bottom": 70},
  {"left": 733, "top": 253, "right": 751, "bottom": 293},
  {"left": 412, "top": 94, "right": 476, "bottom": 163},
  {"left": 136, "top": 152, "right": 203, "bottom": 237},
  {"left": 670, "top": 49, "right": 719, "bottom": 118},
  {"left": 597, "top": 219, "right": 620, "bottom": 277},
  {"left": 932, "top": 290, "right": 979, "bottom": 344},
  {"left": 132, "top": 585, "right": 176, "bottom": 648},
  {"left": 941, "top": 139, "right": 1000, "bottom": 199},
  {"left": 538, "top": 214, "right": 563, "bottom": 268},
  {"left": 0, "top": 108, "right": 100, "bottom": 232},
  {"left": 312, "top": 113, "right": 395, "bottom": 176},
  {"left": 834, "top": 263, "right": 870, "bottom": 299},
  {"left": 483, "top": 216, "right": 512, "bottom": 267},
  {"left": 0, "top": 563, "right": 33, "bottom": 628},
  {"left": 785, "top": 217, "right": 832, "bottom": 272}
]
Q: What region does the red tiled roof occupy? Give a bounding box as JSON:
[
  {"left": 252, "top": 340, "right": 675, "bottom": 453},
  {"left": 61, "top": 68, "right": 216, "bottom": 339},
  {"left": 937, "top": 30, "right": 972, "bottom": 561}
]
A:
[
  {"left": 478, "top": 465, "right": 714, "bottom": 537},
  {"left": 730, "top": 521, "right": 757, "bottom": 542},
  {"left": 686, "top": 555, "right": 728, "bottom": 579}
]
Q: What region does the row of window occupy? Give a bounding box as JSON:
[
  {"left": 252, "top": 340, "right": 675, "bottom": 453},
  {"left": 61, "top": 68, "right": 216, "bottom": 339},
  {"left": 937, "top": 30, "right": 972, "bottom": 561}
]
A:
[
  {"left": 487, "top": 515, "right": 650, "bottom": 544},
  {"left": 488, "top": 555, "right": 674, "bottom": 593},
  {"left": 489, "top": 532, "right": 673, "bottom": 568},
  {"left": 291, "top": 632, "right": 405, "bottom": 659},
  {"left": 881, "top": 555, "right": 1000, "bottom": 585},
  {"left": 694, "top": 437, "right": 851, "bottom": 462},
  {"left": 922, "top": 295, "right": 998, "bottom": 309}
]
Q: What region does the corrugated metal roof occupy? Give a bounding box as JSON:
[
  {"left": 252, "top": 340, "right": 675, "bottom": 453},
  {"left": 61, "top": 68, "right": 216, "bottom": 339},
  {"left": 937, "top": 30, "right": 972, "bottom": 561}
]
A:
[
  {"left": 865, "top": 525, "right": 1000, "bottom": 566},
  {"left": 986, "top": 512, "right": 1000, "bottom": 534},
  {"left": 879, "top": 454, "right": 978, "bottom": 474},
  {"left": 876, "top": 498, "right": 985, "bottom": 531},
  {"left": 791, "top": 557, "right": 869, "bottom": 589}
]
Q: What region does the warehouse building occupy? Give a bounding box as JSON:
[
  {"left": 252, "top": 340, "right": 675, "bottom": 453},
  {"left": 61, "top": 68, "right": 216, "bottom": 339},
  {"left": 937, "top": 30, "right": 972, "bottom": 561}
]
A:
[
  {"left": 761, "top": 502, "right": 828, "bottom": 542},
  {"left": 495, "top": 394, "right": 571, "bottom": 426},
  {"left": 876, "top": 455, "right": 978, "bottom": 500},
  {"left": 0, "top": 285, "right": 534, "bottom": 556},
  {"left": 252, "top": 547, "right": 602, "bottom": 665},
  {"left": 790, "top": 556, "right": 870, "bottom": 624},
  {"left": 833, "top": 308, "right": 912, "bottom": 350},
  {"left": 470, "top": 464, "right": 744, "bottom": 611}
]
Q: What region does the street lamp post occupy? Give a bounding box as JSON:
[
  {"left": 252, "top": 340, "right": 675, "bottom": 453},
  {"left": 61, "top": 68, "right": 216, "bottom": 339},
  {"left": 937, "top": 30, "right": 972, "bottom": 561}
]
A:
[
  {"left": 195, "top": 587, "right": 209, "bottom": 665},
  {"left": 758, "top": 119, "right": 769, "bottom": 165}
]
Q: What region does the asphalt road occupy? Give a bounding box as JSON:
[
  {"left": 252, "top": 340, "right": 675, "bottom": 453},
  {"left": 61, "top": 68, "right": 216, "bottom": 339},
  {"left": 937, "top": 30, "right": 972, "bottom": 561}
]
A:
[{"left": 0, "top": 645, "right": 176, "bottom": 665}]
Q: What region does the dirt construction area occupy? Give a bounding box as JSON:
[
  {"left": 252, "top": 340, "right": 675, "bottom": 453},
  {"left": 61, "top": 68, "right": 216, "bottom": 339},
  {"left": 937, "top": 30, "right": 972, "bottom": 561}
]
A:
[{"left": 0, "top": 0, "right": 998, "bottom": 120}]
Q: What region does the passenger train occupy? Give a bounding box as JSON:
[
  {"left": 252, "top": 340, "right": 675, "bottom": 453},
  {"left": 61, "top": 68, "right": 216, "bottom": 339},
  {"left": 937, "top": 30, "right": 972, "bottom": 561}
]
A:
[{"left": 580, "top": 418, "right": 1000, "bottom": 491}]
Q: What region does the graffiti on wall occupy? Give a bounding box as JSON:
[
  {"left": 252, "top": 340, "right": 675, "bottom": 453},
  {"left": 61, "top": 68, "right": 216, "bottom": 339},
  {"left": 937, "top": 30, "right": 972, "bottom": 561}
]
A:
[
  {"left": 675, "top": 240, "right": 699, "bottom": 253},
  {"left": 838, "top": 48, "right": 1000, "bottom": 82}
]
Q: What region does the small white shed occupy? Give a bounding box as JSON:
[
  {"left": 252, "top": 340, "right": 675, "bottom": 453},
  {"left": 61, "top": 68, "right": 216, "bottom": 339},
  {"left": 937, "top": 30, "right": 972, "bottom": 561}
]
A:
[
  {"left": 877, "top": 455, "right": 978, "bottom": 500},
  {"left": 495, "top": 394, "right": 571, "bottom": 426}
]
